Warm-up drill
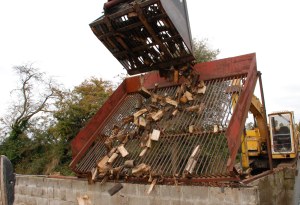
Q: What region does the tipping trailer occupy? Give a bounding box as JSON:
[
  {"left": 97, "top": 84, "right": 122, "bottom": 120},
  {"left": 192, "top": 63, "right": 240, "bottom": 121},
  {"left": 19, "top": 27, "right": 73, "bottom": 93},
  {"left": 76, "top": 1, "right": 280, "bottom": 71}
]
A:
[{"left": 70, "top": 0, "right": 298, "bottom": 184}]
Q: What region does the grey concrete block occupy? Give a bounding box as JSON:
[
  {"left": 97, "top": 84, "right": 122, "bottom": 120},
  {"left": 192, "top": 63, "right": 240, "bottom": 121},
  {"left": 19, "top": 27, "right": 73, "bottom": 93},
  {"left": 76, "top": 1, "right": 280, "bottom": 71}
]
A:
[
  {"left": 26, "top": 196, "right": 37, "bottom": 205},
  {"left": 54, "top": 188, "right": 67, "bottom": 200},
  {"left": 181, "top": 185, "right": 208, "bottom": 202},
  {"left": 72, "top": 179, "right": 88, "bottom": 191},
  {"left": 65, "top": 190, "right": 77, "bottom": 202},
  {"left": 46, "top": 178, "right": 60, "bottom": 189},
  {"left": 159, "top": 185, "right": 182, "bottom": 201},
  {"left": 31, "top": 187, "right": 43, "bottom": 197},
  {"left": 120, "top": 183, "right": 139, "bottom": 196},
  {"left": 36, "top": 197, "right": 49, "bottom": 205},
  {"left": 59, "top": 178, "right": 73, "bottom": 190},
  {"left": 47, "top": 187, "right": 54, "bottom": 198},
  {"left": 240, "top": 188, "right": 258, "bottom": 205}
]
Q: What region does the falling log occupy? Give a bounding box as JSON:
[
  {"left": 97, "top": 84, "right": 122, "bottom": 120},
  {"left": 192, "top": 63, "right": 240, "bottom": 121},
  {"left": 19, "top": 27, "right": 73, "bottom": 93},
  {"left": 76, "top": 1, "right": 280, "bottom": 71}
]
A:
[
  {"left": 117, "top": 145, "right": 129, "bottom": 157},
  {"left": 108, "top": 183, "right": 124, "bottom": 196},
  {"left": 151, "top": 129, "right": 161, "bottom": 141},
  {"left": 147, "top": 178, "right": 158, "bottom": 195},
  {"left": 139, "top": 87, "right": 152, "bottom": 98},
  {"left": 139, "top": 147, "right": 148, "bottom": 157}
]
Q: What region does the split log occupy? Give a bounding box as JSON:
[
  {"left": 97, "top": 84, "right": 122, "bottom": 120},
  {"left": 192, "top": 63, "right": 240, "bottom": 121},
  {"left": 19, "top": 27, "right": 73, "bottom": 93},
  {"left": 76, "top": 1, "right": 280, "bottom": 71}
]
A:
[
  {"left": 108, "top": 153, "right": 118, "bottom": 164},
  {"left": 139, "top": 116, "right": 146, "bottom": 127},
  {"left": 108, "top": 183, "right": 123, "bottom": 196},
  {"left": 97, "top": 156, "right": 110, "bottom": 174},
  {"left": 147, "top": 178, "right": 158, "bottom": 195},
  {"left": 184, "top": 91, "right": 193, "bottom": 101},
  {"left": 108, "top": 147, "right": 117, "bottom": 158},
  {"left": 133, "top": 108, "right": 148, "bottom": 118},
  {"left": 124, "top": 160, "right": 135, "bottom": 168},
  {"left": 117, "top": 145, "right": 129, "bottom": 157},
  {"left": 197, "top": 85, "right": 207, "bottom": 94},
  {"left": 132, "top": 163, "right": 151, "bottom": 176},
  {"left": 213, "top": 125, "right": 219, "bottom": 133},
  {"left": 146, "top": 135, "right": 152, "bottom": 148},
  {"left": 151, "top": 110, "right": 164, "bottom": 121},
  {"left": 172, "top": 109, "right": 178, "bottom": 116},
  {"left": 139, "top": 147, "right": 148, "bottom": 157},
  {"left": 179, "top": 95, "right": 188, "bottom": 104},
  {"left": 184, "top": 158, "right": 197, "bottom": 174},
  {"left": 189, "top": 125, "right": 194, "bottom": 133},
  {"left": 151, "top": 129, "right": 161, "bottom": 141},
  {"left": 165, "top": 97, "right": 178, "bottom": 107}
]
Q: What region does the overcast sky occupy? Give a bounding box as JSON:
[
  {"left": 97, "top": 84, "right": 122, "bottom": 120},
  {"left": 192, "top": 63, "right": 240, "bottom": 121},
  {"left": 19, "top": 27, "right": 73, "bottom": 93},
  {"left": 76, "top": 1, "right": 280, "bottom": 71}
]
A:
[{"left": 1, "top": 0, "right": 300, "bottom": 121}]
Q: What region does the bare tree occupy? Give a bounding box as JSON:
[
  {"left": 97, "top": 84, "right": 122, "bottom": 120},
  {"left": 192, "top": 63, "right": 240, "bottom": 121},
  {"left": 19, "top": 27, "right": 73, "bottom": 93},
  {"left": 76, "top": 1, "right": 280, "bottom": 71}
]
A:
[{"left": 1, "top": 64, "right": 60, "bottom": 138}]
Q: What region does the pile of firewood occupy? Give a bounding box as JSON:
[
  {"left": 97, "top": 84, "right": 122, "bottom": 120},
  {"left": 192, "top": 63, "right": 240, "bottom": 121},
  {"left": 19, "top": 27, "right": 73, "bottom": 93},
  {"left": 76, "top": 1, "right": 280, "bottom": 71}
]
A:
[{"left": 88, "top": 70, "right": 210, "bottom": 185}]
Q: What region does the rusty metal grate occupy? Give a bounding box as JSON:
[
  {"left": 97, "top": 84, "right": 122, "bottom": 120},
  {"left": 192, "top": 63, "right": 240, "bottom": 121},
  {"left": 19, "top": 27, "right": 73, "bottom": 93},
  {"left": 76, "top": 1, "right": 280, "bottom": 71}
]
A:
[
  {"left": 90, "top": 0, "right": 194, "bottom": 75},
  {"left": 75, "top": 75, "right": 245, "bottom": 179}
]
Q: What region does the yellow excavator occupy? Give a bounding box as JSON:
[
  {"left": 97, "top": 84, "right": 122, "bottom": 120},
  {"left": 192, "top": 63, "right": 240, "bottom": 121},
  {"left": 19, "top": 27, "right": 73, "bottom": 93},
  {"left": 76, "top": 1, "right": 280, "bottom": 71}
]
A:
[{"left": 233, "top": 87, "right": 299, "bottom": 174}]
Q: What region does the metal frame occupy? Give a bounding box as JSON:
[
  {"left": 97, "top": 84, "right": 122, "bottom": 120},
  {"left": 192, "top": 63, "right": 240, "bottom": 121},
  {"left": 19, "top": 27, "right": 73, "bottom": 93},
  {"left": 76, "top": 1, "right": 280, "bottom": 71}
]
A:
[{"left": 70, "top": 53, "right": 260, "bottom": 182}]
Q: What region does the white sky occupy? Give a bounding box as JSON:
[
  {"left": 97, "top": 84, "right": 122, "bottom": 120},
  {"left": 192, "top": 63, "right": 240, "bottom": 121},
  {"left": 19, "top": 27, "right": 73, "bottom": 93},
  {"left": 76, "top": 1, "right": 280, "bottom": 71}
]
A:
[{"left": 0, "top": 0, "right": 300, "bottom": 121}]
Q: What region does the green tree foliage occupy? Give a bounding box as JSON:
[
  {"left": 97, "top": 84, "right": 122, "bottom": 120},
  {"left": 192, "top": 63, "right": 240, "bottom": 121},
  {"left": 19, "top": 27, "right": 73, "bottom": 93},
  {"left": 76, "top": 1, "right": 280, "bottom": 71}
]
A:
[
  {"left": 47, "top": 77, "right": 113, "bottom": 175},
  {"left": 193, "top": 38, "right": 220, "bottom": 63}
]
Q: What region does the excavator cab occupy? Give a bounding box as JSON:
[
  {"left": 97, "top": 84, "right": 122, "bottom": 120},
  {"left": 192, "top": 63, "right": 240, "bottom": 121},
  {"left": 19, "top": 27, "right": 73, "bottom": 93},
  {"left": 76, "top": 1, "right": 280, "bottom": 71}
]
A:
[{"left": 269, "top": 111, "right": 298, "bottom": 159}]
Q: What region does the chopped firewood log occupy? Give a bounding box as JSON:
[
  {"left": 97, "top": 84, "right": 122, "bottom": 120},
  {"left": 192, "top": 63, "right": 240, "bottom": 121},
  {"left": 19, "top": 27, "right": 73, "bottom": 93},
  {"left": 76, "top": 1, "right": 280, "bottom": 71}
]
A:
[
  {"left": 108, "top": 183, "right": 123, "bottom": 196},
  {"left": 151, "top": 110, "right": 164, "bottom": 121},
  {"left": 124, "top": 160, "right": 135, "bottom": 168},
  {"left": 134, "top": 108, "right": 148, "bottom": 118},
  {"left": 191, "top": 145, "right": 200, "bottom": 158},
  {"left": 132, "top": 163, "right": 151, "bottom": 176},
  {"left": 88, "top": 167, "right": 98, "bottom": 184},
  {"left": 197, "top": 85, "right": 207, "bottom": 94},
  {"left": 184, "top": 158, "right": 197, "bottom": 174},
  {"left": 108, "top": 153, "right": 118, "bottom": 164},
  {"left": 139, "top": 147, "right": 148, "bottom": 157},
  {"left": 110, "top": 166, "right": 123, "bottom": 179},
  {"left": 179, "top": 95, "right": 188, "bottom": 104},
  {"left": 165, "top": 97, "right": 178, "bottom": 107},
  {"left": 189, "top": 125, "right": 194, "bottom": 133},
  {"left": 117, "top": 145, "right": 129, "bottom": 157},
  {"left": 147, "top": 178, "right": 158, "bottom": 195},
  {"left": 139, "top": 87, "right": 152, "bottom": 98},
  {"left": 108, "top": 147, "right": 117, "bottom": 157},
  {"left": 146, "top": 135, "right": 152, "bottom": 148},
  {"left": 151, "top": 129, "right": 161, "bottom": 141},
  {"left": 97, "top": 156, "right": 110, "bottom": 174},
  {"left": 104, "top": 136, "right": 115, "bottom": 152},
  {"left": 139, "top": 116, "right": 146, "bottom": 127},
  {"left": 172, "top": 109, "right": 178, "bottom": 116},
  {"left": 213, "top": 125, "right": 219, "bottom": 133},
  {"left": 186, "top": 105, "right": 200, "bottom": 112},
  {"left": 184, "top": 91, "right": 193, "bottom": 101}
]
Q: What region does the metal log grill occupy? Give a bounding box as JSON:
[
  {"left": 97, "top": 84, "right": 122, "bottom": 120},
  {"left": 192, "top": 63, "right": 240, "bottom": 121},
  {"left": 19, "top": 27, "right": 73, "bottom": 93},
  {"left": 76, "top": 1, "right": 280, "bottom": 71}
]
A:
[
  {"left": 90, "top": 0, "right": 194, "bottom": 75},
  {"left": 70, "top": 54, "right": 259, "bottom": 183}
]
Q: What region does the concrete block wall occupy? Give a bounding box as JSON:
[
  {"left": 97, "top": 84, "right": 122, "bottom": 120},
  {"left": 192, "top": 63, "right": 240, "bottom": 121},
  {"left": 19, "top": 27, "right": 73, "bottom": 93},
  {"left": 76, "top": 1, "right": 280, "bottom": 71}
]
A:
[{"left": 14, "top": 175, "right": 259, "bottom": 205}]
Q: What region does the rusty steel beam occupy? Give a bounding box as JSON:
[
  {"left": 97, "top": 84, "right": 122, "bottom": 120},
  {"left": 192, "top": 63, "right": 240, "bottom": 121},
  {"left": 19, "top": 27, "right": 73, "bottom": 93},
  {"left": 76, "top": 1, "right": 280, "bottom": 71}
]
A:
[
  {"left": 70, "top": 80, "right": 128, "bottom": 169},
  {"left": 225, "top": 54, "right": 258, "bottom": 172}
]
